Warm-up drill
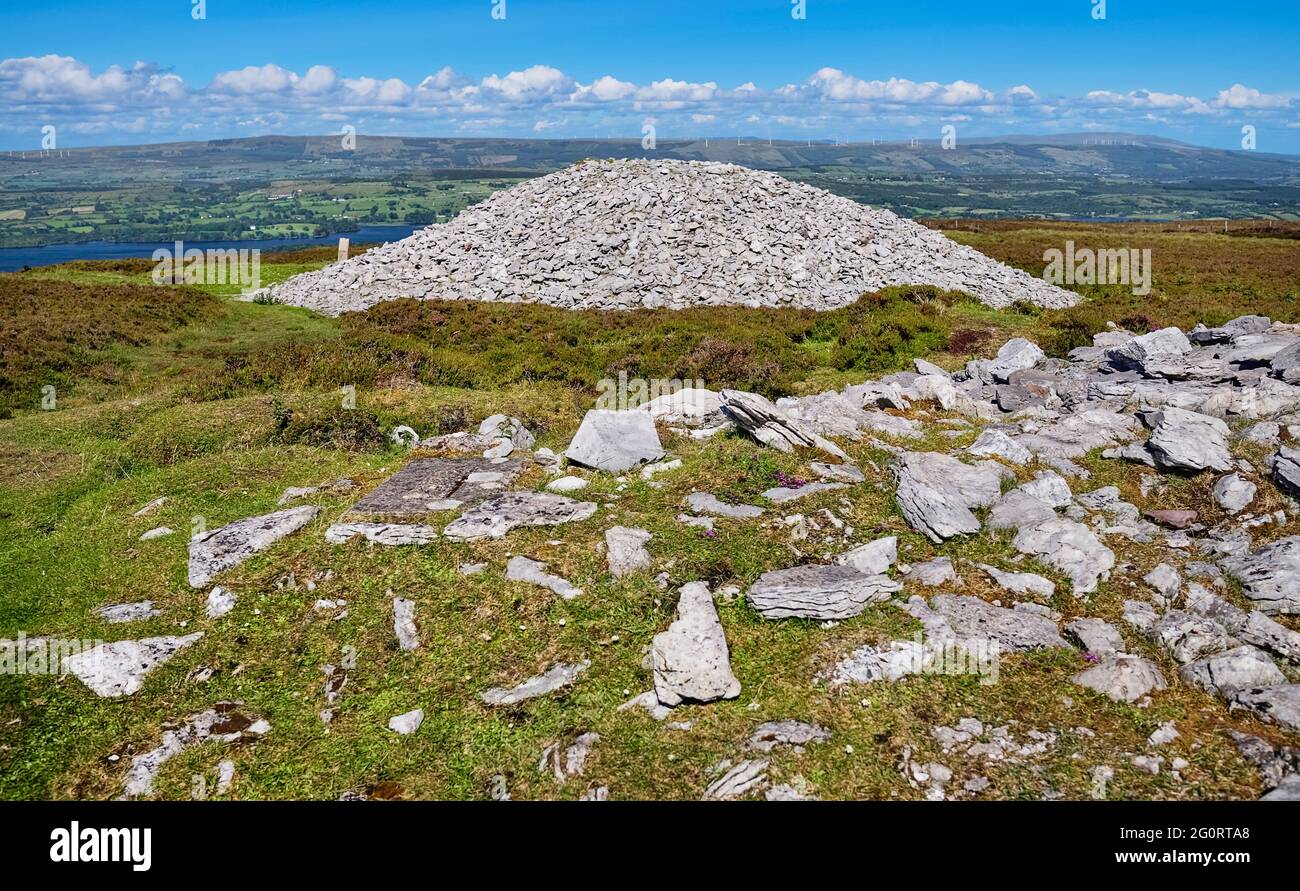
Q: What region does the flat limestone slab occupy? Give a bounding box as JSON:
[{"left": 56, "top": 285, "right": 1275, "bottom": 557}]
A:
[
  {"left": 346, "top": 456, "right": 522, "bottom": 519},
  {"left": 188, "top": 506, "right": 319, "bottom": 588}
]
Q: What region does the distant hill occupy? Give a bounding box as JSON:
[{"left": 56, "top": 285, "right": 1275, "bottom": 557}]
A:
[{"left": 6, "top": 133, "right": 1298, "bottom": 182}]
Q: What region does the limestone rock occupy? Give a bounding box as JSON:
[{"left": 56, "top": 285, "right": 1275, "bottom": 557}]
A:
[
  {"left": 443, "top": 492, "right": 597, "bottom": 540},
  {"left": 94, "top": 601, "right": 160, "bottom": 624},
  {"left": 1072, "top": 655, "right": 1167, "bottom": 703},
  {"left": 480, "top": 661, "right": 590, "bottom": 707},
  {"left": 507, "top": 555, "right": 584, "bottom": 600},
  {"left": 747, "top": 564, "right": 900, "bottom": 620},
  {"left": 720, "top": 389, "right": 849, "bottom": 460},
  {"left": 393, "top": 597, "right": 420, "bottom": 651},
  {"left": 1222, "top": 536, "right": 1300, "bottom": 615},
  {"left": 205, "top": 587, "right": 236, "bottom": 619},
  {"left": 929, "top": 594, "right": 1067, "bottom": 651},
  {"left": 565, "top": 410, "right": 665, "bottom": 472},
  {"left": 325, "top": 522, "right": 437, "bottom": 546},
  {"left": 907, "top": 557, "right": 958, "bottom": 587},
  {"left": 1180, "top": 646, "right": 1286, "bottom": 697},
  {"left": 605, "top": 526, "right": 653, "bottom": 578},
  {"left": 187, "top": 506, "right": 319, "bottom": 588},
  {"left": 893, "top": 451, "right": 1006, "bottom": 542},
  {"left": 968, "top": 429, "right": 1033, "bottom": 464},
  {"left": 685, "top": 491, "right": 764, "bottom": 519},
  {"left": 980, "top": 564, "right": 1055, "bottom": 599},
  {"left": 652, "top": 582, "right": 741, "bottom": 706},
  {"left": 1145, "top": 408, "right": 1233, "bottom": 473},
  {"left": 388, "top": 708, "right": 424, "bottom": 735},
  {"left": 1011, "top": 518, "right": 1115, "bottom": 596},
  {"left": 748, "top": 720, "right": 831, "bottom": 752},
  {"left": 835, "top": 536, "right": 897, "bottom": 575},
  {"left": 1065, "top": 617, "right": 1125, "bottom": 656},
  {"left": 1213, "top": 473, "right": 1257, "bottom": 514},
  {"left": 1271, "top": 446, "right": 1300, "bottom": 499},
  {"left": 987, "top": 338, "right": 1045, "bottom": 383},
  {"left": 64, "top": 633, "right": 203, "bottom": 698},
  {"left": 1231, "top": 685, "right": 1300, "bottom": 733}
]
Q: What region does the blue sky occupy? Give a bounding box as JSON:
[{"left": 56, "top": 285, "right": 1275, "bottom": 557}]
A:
[{"left": 2, "top": 0, "right": 1297, "bottom": 151}]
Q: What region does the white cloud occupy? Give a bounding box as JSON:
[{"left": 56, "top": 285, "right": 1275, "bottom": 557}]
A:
[
  {"left": 480, "top": 65, "right": 572, "bottom": 102},
  {"left": 3, "top": 55, "right": 1295, "bottom": 148}
]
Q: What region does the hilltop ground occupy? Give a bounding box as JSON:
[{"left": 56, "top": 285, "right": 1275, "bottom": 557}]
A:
[{"left": 1, "top": 222, "right": 1298, "bottom": 800}]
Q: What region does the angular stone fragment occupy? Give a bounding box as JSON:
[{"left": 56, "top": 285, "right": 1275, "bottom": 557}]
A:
[
  {"left": 746, "top": 564, "right": 900, "bottom": 620},
  {"left": 1065, "top": 617, "right": 1125, "bottom": 656},
  {"left": 1012, "top": 518, "right": 1115, "bottom": 596},
  {"left": 703, "top": 759, "right": 769, "bottom": 800},
  {"left": 64, "top": 633, "right": 203, "bottom": 698},
  {"left": 748, "top": 720, "right": 831, "bottom": 752},
  {"left": 986, "top": 490, "right": 1057, "bottom": 532},
  {"left": 443, "top": 492, "right": 597, "bottom": 541},
  {"left": 1106, "top": 327, "right": 1192, "bottom": 372},
  {"left": 347, "top": 456, "right": 520, "bottom": 517},
  {"left": 506, "top": 555, "right": 584, "bottom": 600},
  {"left": 968, "top": 429, "right": 1033, "bottom": 464},
  {"left": 1271, "top": 446, "right": 1300, "bottom": 499},
  {"left": 685, "top": 491, "right": 764, "bottom": 519},
  {"left": 720, "top": 389, "right": 849, "bottom": 460},
  {"left": 835, "top": 536, "right": 897, "bottom": 575},
  {"left": 205, "top": 587, "right": 236, "bottom": 619},
  {"left": 546, "top": 475, "right": 589, "bottom": 493},
  {"left": 605, "top": 526, "right": 652, "bottom": 578},
  {"left": 809, "top": 461, "right": 865, "bottom": 483},
  {"left": 980, "top": 564, "right": 1055, "bottom": 599},
  {"left": 1179, "top": 646, "right": 1286, "bottom": 697},
  {"left": 1147, "top": 610, "right": 1234, "bottom": 664},
  {"left": 480, "top": 661, "right": 589, "bottom": 707},
  {"left": 1213, "top": 473, "right": 1257, "bottom": 514},
  {"left": 893, "top": 451, "right": 1006, "bottom": 542},
  {"left": 907, "top": 557, "right": 957, "bottom": 587},
  {"left": 1230, "top": 685, "right": 1300, "bottom": 733},
  {"left": 987, "top": 338, "right": 1045, "bottom": 383},
  {"left": 565, "top": 409, "right": 665, "bottom": 472},
  {"left": 388, "top": 708, "right": 424, "bottom": 735},
  {"left": 652, "top": 582, "right": 741, "bottom": 706},
  {"left": 638, "top": 387, "right": 724, "bottom": 427},
  {"left": 1143, "top": 563, "right": 1182, "bottom": 601},
  {"left": 823, "top": 640, "right": 929, "bottom": 685},
  {"left": 393, "top": 597, "right": 419, "bottom": 651},
  {"left": 94, "top": 601, "right": 160, "bottom": 624},
  {"left": 1072, "top": 655, "right": 1166, "bottom": 703},
  {"left": 188, "top": 506, "right": 319, "bottom": 588},
  {"left": 761, "top": 481, "right": 849, "bottom": 503},
  {"left": 1019, "top": 473, "right": 1071, "bottom": 507},
  {"left": 929, "top": 594, "right": 1067, "bottom": 651},
  {"left": 325, "top": 522, "right": 437, "bottom": 546},
  {"left": 1222, "top": 535, "right": 1300, "bottom": 615},
  {"left": 1145, "top": 408, "right": 1233, "bottom": 473}
]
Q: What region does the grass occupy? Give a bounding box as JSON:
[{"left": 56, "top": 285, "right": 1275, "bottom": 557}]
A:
[{"left": 0, "top": 224, "right": 1297, "bottom": 801}]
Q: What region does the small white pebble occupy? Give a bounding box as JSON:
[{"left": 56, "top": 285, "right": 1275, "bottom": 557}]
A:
[{"left": 844, "top": 745, "right": 855, "bottom": 755}]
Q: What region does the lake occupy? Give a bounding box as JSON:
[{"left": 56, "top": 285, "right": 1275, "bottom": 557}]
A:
[{"left": 0, "top": 225, "right": 422, "bottom": 273}]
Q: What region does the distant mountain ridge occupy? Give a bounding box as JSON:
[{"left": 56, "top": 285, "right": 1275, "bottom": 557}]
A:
[{"left": 7, "top": 133, "right": 1298, "bottom": 182}]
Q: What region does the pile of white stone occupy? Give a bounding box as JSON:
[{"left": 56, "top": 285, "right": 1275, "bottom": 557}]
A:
[{"left": 266, "top": 159, "right": 1078, "bottom": 315}]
